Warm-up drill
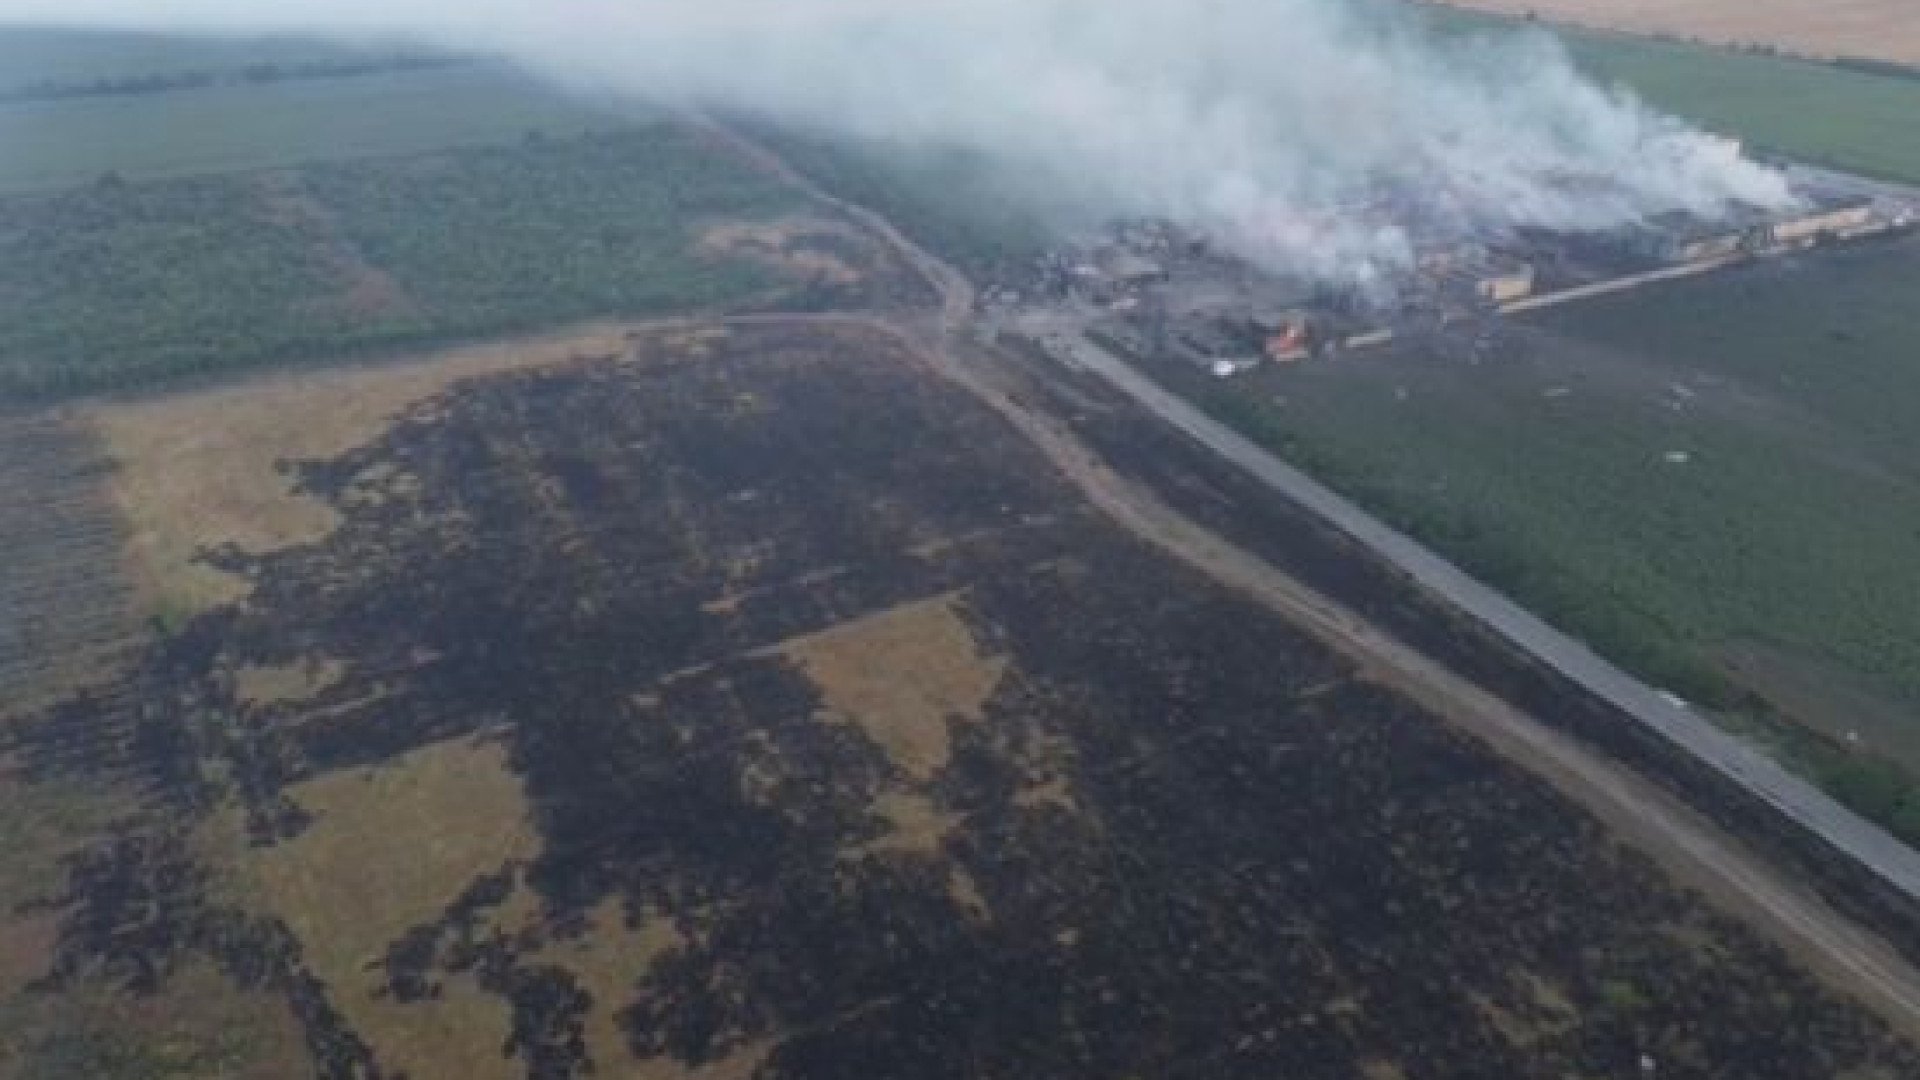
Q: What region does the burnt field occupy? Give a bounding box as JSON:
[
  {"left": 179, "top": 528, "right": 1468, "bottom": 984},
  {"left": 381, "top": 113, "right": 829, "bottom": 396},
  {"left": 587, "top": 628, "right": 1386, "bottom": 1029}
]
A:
[{"left": 5, "top": 322, "right": 1916, "bottom": 1079}]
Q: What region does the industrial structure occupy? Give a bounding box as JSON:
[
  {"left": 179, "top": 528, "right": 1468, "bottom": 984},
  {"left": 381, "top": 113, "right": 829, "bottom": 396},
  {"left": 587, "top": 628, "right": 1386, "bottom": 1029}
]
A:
[{"left": 987, "top": 162, "right": 1918, "bottom": 376}]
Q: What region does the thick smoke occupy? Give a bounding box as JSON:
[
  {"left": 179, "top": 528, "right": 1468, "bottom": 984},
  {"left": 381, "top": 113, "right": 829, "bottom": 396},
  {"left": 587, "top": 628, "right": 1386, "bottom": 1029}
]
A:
[{"left": 3, "top": 0, "right": 1794, "bottom": 283}]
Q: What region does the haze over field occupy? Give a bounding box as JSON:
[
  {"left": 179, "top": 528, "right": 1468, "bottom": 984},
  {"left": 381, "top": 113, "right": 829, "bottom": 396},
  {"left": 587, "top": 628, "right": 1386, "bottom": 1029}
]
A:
[{"left": 1, "top": 0, "right": 1793, "bottom": 284}]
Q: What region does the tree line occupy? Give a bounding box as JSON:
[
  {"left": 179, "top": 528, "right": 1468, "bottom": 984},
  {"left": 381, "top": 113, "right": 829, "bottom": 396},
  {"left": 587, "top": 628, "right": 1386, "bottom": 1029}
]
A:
[{"left": 0, "top": 54, "right": 471, "bottom": 106}]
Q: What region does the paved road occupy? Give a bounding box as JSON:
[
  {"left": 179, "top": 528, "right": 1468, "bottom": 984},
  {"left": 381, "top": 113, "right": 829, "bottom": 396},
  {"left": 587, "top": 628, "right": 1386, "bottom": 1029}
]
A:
[{"left": 1030, "top": 315, "right": 1920, "bottom": 904}]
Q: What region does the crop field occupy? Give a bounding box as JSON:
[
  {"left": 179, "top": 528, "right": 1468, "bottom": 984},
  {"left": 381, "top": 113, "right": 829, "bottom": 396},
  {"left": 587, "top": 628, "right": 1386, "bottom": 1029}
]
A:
[
  {"left": 1433, "top": 0, "right": 1920, "bottom": 67},
  {"left": 746, "top": 126, "right": 1059, "bottom": 281},
  {"left": 0, "top": 27, "right": 387, "bottom": 88},
  {"left": 0, "top": 321, "right": 1911, "bottom": 1078},
  {"left": 1420, "top": 5, "right": 1920, "bottom": 187},
  {"left": 1145, "top": 233, "right": 1920, "bottom": 835},
  {"left": 0, "top": 122, "right": 938, "bottom": 401},
  {"left": 1530, "top": 237, "right": 1920, "bottom": 471},
  {"left": 0, "top": 26, "right": 629, "bottom": 195},
  {"left": 1524, "top": 239, "right": 1920, "bottom": 791},
  {"left": 0, "top": 64, "right": 640, "bottom": 194}
]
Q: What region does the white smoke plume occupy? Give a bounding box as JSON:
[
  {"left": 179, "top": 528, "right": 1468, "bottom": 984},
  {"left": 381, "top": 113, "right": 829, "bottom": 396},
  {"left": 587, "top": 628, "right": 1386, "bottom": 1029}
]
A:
[{"left": 1, "top": 0, "right": 1795, "bottom": 284}]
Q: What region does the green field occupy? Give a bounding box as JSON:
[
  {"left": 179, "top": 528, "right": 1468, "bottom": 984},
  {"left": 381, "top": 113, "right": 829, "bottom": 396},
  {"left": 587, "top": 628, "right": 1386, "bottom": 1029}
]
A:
[
  {"left": 1536, "top": 240, "right": 1920, "bottom": 483},
  {"left": 1150, "top": 235, "right": 1920, "bottom": 838},
  {"left": 748, "top": 126, "right": 1057, "bottom": 280},
  {"left": 0, "top": 26, "right": 384, "bottom": 87},
  {"left": 0, "top": 126, "right": 801, "bottom": 399},
  {"left": 299, "top": 128, "right": 800, "bottom": 329},
  {"left": 1422, "top": 6, "right": 1920, "bottom": 186},
  {"left": 1568, "top": 36, "right": 1920, "bottom": 185},
  {"left": 0, "top": 28, "right": 833, "bottom": 400},
  {"left": 0, "top": 64, "right": 640, "bottom": 193}
]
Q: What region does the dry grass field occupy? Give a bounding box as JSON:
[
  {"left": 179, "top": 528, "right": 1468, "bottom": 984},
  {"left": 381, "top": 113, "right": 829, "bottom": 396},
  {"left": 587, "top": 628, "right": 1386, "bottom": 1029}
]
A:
[
  {"left": 86, "top": 323, "right": 659, "bottom": 622},
  {"left": 781, "top": 592, "right": 1006, "bottom": 781},
  {"left": 1437, "top": 0, "right": 1920, "bottom": 64},
  {"left": 201, "top": 732, "right": 541, "bottom": 1080}
]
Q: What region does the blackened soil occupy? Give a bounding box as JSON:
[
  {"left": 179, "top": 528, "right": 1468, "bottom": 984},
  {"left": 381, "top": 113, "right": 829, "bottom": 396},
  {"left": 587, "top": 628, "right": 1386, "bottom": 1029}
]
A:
[{"left": 14, "top": 323, "right": 1916, "bottom": 1080}]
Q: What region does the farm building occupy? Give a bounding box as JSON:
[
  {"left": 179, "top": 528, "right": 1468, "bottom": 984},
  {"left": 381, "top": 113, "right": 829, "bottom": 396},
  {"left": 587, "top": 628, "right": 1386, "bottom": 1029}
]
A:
[
  {"left": 1770, "top": 199, "right": 1875, "bottom": 245},
  {"left": 1470, "top": 261, "right": 1536, "bottom": 304},
  {"left": 1444, "top": 257, "right": 1536, "bottom": 303},
  {"left": 1633, "top": 209, "right": 1761, "bottom": 264}
]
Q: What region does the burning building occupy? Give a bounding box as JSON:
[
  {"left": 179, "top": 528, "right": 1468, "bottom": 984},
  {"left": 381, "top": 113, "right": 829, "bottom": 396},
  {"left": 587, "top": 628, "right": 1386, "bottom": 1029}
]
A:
[
  {"left": 1630, "top": 207, "right": 1770, "bottom": 264},
  {"left": 1466, "top": 260, "right": 1536, "bottom": 305}
]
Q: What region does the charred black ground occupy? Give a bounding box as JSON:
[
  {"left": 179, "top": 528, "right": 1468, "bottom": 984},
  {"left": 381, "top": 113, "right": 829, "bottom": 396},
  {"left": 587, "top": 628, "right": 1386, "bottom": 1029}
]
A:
[{"left": 11, "top": 323, "right": 1916, "bottom": 1079}]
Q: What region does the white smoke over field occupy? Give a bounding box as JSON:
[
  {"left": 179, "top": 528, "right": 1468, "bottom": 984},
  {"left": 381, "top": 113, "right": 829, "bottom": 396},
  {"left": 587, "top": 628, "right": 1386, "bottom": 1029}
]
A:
[{"left": 2, "top": 0, "right": 1794, "bottom": 283}]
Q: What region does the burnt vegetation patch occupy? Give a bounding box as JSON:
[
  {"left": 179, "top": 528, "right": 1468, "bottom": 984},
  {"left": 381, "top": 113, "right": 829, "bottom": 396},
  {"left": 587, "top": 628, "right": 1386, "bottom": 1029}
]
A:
[{"left": 9, "top": 323, "right": 1917, "bottom": 1078}]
